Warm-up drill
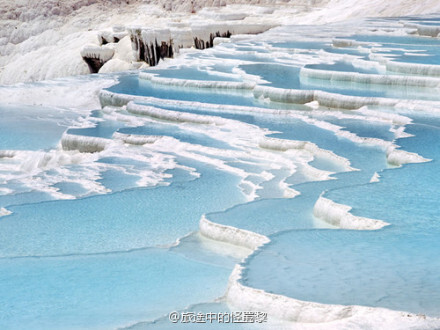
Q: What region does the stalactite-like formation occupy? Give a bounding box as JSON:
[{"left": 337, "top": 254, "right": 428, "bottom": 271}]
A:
[
  {"left": 80, "top": 45, "right": 115, "bottom": 73},
  {"left": 126, "top": 23, "right": 273, "bottom": 67},
  {"left": 128, "top": 27, "right": 234, "bottom": 66},
  {"left": 128, "top": 28, "right": 174, "bottom": 66},
  {"left": 195, "top": 30, "right": 232, "bottom": 49}
]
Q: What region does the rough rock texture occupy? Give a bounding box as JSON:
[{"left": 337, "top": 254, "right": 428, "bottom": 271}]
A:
[
  {"left": 0, "top": 0, "right": 145, "bottom": 84},
  {"left": 2, "top": 0, "right": 440, "bottom": 84}
]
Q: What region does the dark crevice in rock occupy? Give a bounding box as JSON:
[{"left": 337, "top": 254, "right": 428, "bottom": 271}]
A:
[
  {"left": 100, "top": 37, "right": 109, "bottom": 45},
  {"left": 82, "top": 56, "right": 105, "bottom": 74},
  {"left": 194, "top": 30, "right": 232, "bottom": 50},
  {"left": 133, "top": 37, "right": 174, "bottom": 66},
  {"left": 129, "top": 29, "right": 232, "bottom": 67}
]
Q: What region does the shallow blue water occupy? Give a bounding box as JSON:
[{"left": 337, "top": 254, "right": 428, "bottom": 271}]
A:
[
  {"left": 324, "top": 46, "right": 369, "bottom": 58},
  {"left": 243, "top": 128, "right": 440, "bottom": 315},
  {"left": 271, "top": 40, "right": 331, "bottom": 50},
  {"left": 145, "top": 66, "right": 241, "bottom": 81},
  {"left": 349, "top": 34, "right": 440, "bottom": 46},
  {"left": 411, "top": 21, "right": 440, "bottom": 26},
  {"left": 97, "top": 168, "right": 142, "bottom": 192},
  {"left": 243, "top": 227, "right": 440, "bottom": 316},
  {"left": 0, "top": 104, "right": 72, "bottom": 150},
  {"left": 305, "top": 61, "right": 380, "bottom": 74},
  {"left": 375, "top": 43, "right": 440, "bottom": 65},
  {"left": 300, "top": 76, "right": 440, "bottom": 100},
  {"left": 240, "top": 107, "right": 440, "bottom": 317},
  {"left": 118, "top": 124, "right": 233, "bottom": 149},
  {"left": 52, "top": 181, "right": 90, "bottom": 196},
  {"left": 133, "top": 99, "right": 387, "bottom": 173},
  {"left": 0, "top": 248, "right": 232, "bottom": 330},
  {"left": 67, "top": 110, "right": 126, "bottom": 139},
  {"left": 2, "top": 14, "right": 440, "bottom": 329},
  {"left": 107, "top": 75, "right": 257, "bottom": 107},
  {"left": 394, "top": 16, "right": 440, "bottom": 22},
  {"left": 394, "top": 55, "right": 440, "bottom": 65},
  {"left": 0, "top": 161, "right": 245, "bottom": 257},
  {"left": 239, "top": 63, "right": 301, "bottom": 88},
  {"left": 320, "top": 117, "right": 395, "bottom": 141},
  {"left": 201, "top": 50, "right": 277, "bottom": 63}
]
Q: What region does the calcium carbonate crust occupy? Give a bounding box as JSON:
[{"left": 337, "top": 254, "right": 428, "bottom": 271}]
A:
[
  {"left": 199, "top": 200, "right": 440, "bottom": 328},
  {"left": 4, "top": 0, "right": 440, "bottom": 83}
]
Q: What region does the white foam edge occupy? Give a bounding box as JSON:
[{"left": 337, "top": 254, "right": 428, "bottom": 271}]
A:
[
  {"left": 313, "top": 196, "right": 389, "bottom": 230},
  {"left": 300, "top": 67, "right": 440, "bottom": 88},
  {"left": 280, "top": 183, "right": 301, "bottom": 198},
  {"left": 351, "top": 58, "right": 386, "bottom": 74},
  {"left": 99, "top": 92, "right": 415, "bottom": 163},
  {"left": 99, "top": 91, "right": 393, "bottom": 150},
  {"left": 97, "top": 91, "right": 351, "bottom": 134},
  {"left": 353, "top": 106, "right": 412, "bottom": 126},
  {"left": 8, "top": 132, "right": 178, "bottom": 196},
  {"left": 116, "top": 111, "right": 304, "bottom": 201},
  {"left": 253, "top": 85, "right": 440, "bottom": 112},
  {"left": 112, "top": 132, "right": 162, "bottom": 145},
  {"left": 169, "top": 229, "right": 253, "bottom": 262},
  {"left": 146, "top": 139, "right": 261, "bottom": 201},
  {"left": 138, "top": 72, "right": 256, "bottom": 90},
  {"left": 147, "top": 58, "right": 244, "bottom": 81},
  {"left": 258, "top": 136, "right": 355, "bottom": 172},
  {"left": 226, "top": 264, "right": 439, "bottom": 326},
  {"left": 231, "top": 66, "right": 270, "bottom": 85},
  {"left": 126, "top": 101, "right": 228, "bottom": 125},
  {"left": 391, "top": 125, "right": 413, "bottom": 139},
  {"left": 370, "top": 172, "right": 381, "bottom": 183},
  {"left": 0, "top": 207, "right": 12, "bottom": 217},
  {"left": 103, "top": 94, "right": 409, "bottom": 171},
  {"left": 99, "top": 90, "right": 393, "bottom": 122},
  {"left": 199, "top": 215, "right": 270, "bottom": 251},
  {"left": 386, "top": 146, "right": 431, "bottom": 166},
  {"left": 336, "top": 129, "right": 391, "bottom": 148},
  {"left": 324, "top": 108, "right": 433, "bottom": 148},
  {"left": 300, "top": 162, "right": 334, "bottom": 182},
  {"left": 0, "top": 152, "right": 108, "bottom": 199},
  {"left": 198, "top": 198, "right": 394, "bottom": 325},
  {"left": 203, "top": 67, "right": 243, "bottom": 81},
  {"left": 312, "top": 108, "right": 399, "bottom": 129},
  {"left": 132, "top": 92, "right": 412, "bottom": 131},
  {"left": 99, "top": 89, "right": 302, "bottom": 114}
]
